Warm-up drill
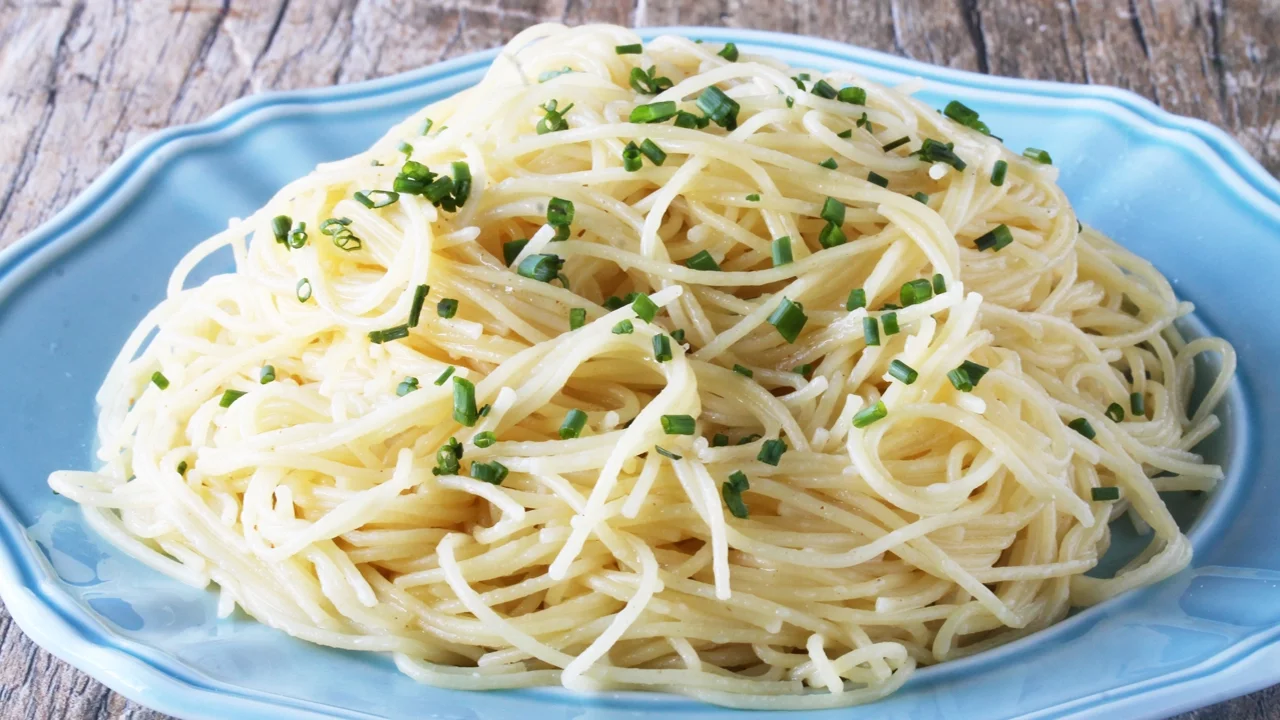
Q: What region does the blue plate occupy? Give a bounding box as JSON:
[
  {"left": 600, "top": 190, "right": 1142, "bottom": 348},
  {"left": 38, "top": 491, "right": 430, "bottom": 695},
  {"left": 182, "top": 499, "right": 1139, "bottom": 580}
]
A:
[{"left": 1, "top": 27, "right": 1277, "bottom": 720}]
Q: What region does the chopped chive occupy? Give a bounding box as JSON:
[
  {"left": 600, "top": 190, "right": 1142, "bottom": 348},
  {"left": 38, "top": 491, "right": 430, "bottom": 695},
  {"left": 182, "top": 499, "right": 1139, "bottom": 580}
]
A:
[
  {"left": 422, "top": 176, "right": 455, "bottom": 205},
  {"left": 974, "top": 224, "right": 1014, "bottom": 252},
  {"left": 882, "top": 136, "right": 911, "bottom": 152},
  {"left": 451, "top": 161, "right": 471, "bottom": 207},
  {"left": 856, "top": 112, "right": 873, "bottom": 131},
  {"left": 853, "top": 400, "right": 888, "bottom": 428},
  {"left": 673, "top": 110, "right": 708, "bottom": 128},
  {"left": 1068, "top": 417, "right": 1096, "bottom": 439},
  {"left": 616, "top": 43, "right": 643, "bottom": 54},
  {"left": 863, "top": 316, "right": 880, "bottom": 346},
  {"left": 409, "top": 284, "right": 429, "bottom": 327},
  {"left": 630, "top": 101, "right": 679, "bottom": 124},
  {"left": 502, "top": 239, "right": 529, "bottom": 266},
  {"left": 1023, "top": 147, "right": 1053, "bottom": 164},
  {"left": 888, "top": 359, "right": 918, "bottom": 384},
  {"left": 655, "top": 445, "right": 682, "bottom": 460},
  {"left": 818, "top": 222, "right": 846, "bottom": 248},
  {"left": 560, "top": 409, "right": 588, "bottom": 439},
  {"left": 820, "top": 197, "right": 846, "bottom": 226},
  {"left": 432, "top": 437, "right": 463, "bottom": 476},
  {"left": 932, "top": 273, "right": 946, "bottom": 294},
  {"left": 711, "top": 433, "right": 729, "bottom": 447},
  {"left": 368, "top": 324, "right": 410, "bottom": 344},
  {"left": 473, "top": 431, "right": 497, "bottom": 448},
  {"left": 943, "top": 100, "right": 991, "bottom": 135},
  {"left": 767, "top": 297, "right": 808, "bottom": 343},
  {"left": 794, "top": 363, "right": 813, "bottom": 377},
  {"left": 260, "top": 365, "right": 276, "bottom": 384},
  {"left": 652, "top": 334, "right": 673, "bottom": 362},
  {"left": 900, "top": 278, "right": 934, "bottom": 306},
  {"left": 437, "top": 298, "right": 459, "bottom": 319},
  {"left": 1130, "top": 391, "right": 1146, "bottom": 416},
  {"left": 867, "top": 171, "right": 889, "bottom": 188},
  {"left": 991, "top": 159, "right": 1008, "bottom": 186},
  {"left": 837, "top": 86, "right": 867, "bottom": 105},
  {"left": 837, "top": 128, "right": 854, "bottom": 138},
  {"left": 219, "top": 389, "right": 247, "bottom": 408},
  {"left": 470, "top": 460, "right": 509, "bottom": 485},
  {"left": 771, "top": 236, "right": 793, "bottom": 266},
  {"left": 671, "top": 328, "right": 686, "bottom": 344},
  {"left": 959, "top": 360, "right": 989, "bottom": 385},
  {"left": 398, "top": 141, "right": 414, "bottom": 156},
  {"left": 881, "top": 302, "right": 901, "bottom": 310},
  {"left": 697, "top": 86, "right": 740, "bottom": 130},
  {"left": 947, "top": 367, "right": 973, "bottom": 392},
  {"left": 631, "top": 292, "right": 658, "bottom": 322},
  {"left": 613, "top": 319, "right": 634, "bottom": 334},
  {"left": 151, "top": 371, "right": 170, "bottom": 389},
  {"left": 271, "top": 215, "right": 291, "bottom": 243},
  {"left": 757, "top": 438, "right": 786, "bottom": 466},
  {"left": 732, "top": 363, "right": 754, "bottom": 378},
  {"left": 785, "top": 96, "right": 795, "bottom": 108},
  {"left": 569, "top": 307, "right": 587, "bottom": 330},
  {"left": 1091, "top": 486, "right": 1121, "bottom": 501},
  {"left": 397, "top": 377, "right": 420, "bottom": 396},
  {"left": 911, "top": 138, "right": 967, "bottom": 171},
  {"left": 1106, "top": 403, "right": 1126, "bottom": 422},
  {"left": 661, "top": 414, "right": 696, "bottom": 435},
  {"left": 434, "top": 366, "right": 455, "bottom": 385},
  {"left": 516, "top": 253, "right": 565, "bottom": 283},
  {"left": 882, "top": 312, "right": 900, "bottom": 335},
  {"left": 685, "top": 249, "right": 722, "bottom": 271},
  {"left": 478, "top": 403, "right": 491, "bottom": 417},
  {"left": 629, "top": 66, "right": 674, "bottom": 95},
  {"left": 811, "top": 79, "right": 837, "bottom": 99},
  {"left": 622, "top": 141, "right": 643, "bottom": 171},
  {"left": 536, "top": 99, "right": 573, "bottom": 134},
  {"left": 911, "top": 191, "right": 929, "bottom": 204},
  {"left": 746, "top": 193, "right": 760, "bottom": 201},
  {"left": 847, "top": 288, "right": 867, "bottom": 311},
  {"left": 603, "top": 296, "right": 627, "bottom": 311},
  {"left": 722, "top": 470, "right": 750, "bottom": 518},
  {"left": 419, "top": 118, "right": 434, "bottom": 135},
  {"left": 547, "top": 197, "right": 574, "bottom": 227},
  {"left": 792, "top": 75, "right": 807, "bottom": 90},
  {"left": 818, "top": 157, "right": 838, "bottom": 170},
  {"left": 737, "top": 434, "right": 763, "bottom": 446},
  {"left": 354, "top": 190, "right": 399, "bottom": 209},
  {"left": 285, "top": 220, "right": 308, "bottom": 249},
  {"left": 453, "top": 377, "right": 478, "bottom": 427},
  {"left": 177, "top": 460, "right": 188, "bottom": 476},
  {"left": 717, "top": 42, "right": 739, "bottom": 61},
  {"left": 296, "top": 278, "right": 313, "bottom": 303}
]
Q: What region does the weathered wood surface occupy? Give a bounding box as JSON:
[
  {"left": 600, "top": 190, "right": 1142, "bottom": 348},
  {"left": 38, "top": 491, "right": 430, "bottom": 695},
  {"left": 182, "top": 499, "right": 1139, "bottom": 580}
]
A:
[{"left": 0, "top": 1, "right": 1276, "bottom": 718}]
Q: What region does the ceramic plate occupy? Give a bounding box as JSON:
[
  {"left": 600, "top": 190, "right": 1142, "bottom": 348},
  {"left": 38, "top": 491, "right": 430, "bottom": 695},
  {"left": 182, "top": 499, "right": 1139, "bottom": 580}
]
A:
[{"left": 1, "top": 27, "right": 1277, "bottom": 720}]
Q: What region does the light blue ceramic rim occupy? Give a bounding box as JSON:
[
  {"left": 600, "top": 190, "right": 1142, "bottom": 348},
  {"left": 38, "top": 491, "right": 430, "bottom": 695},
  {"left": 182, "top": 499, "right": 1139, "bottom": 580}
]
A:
[{"left": 0, "top": 27, "right": 1277, "bottom": 720}]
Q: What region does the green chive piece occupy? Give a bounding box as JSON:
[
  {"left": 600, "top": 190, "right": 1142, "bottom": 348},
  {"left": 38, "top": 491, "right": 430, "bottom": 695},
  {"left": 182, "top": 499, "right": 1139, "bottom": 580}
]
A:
[
  {"left": 271, "top": 215, "right": 292, "bottom": 244},
  {"left": 661, "top": 414, "right": 696, "bottom": 435},
  {"left": 685, "top": 249, "right": 721, "bottom": 271},
  {"left": 852, "top": 400, "right": 888, "bottom": 428},
  {"left": 1068, "top": 417, "right": 1096, "bottom": 439},
  {"left": 974, "top": 224, "right": 1014, "bottom": 252},
  {"left": 1131, "top": 392, "right": 1146, "bottom": 416},
  {"left": 991, "top": 160, "right": 1008, "bottom": 186},
  {"left": 856, "top": 112, "right": 873, "bottom": 131},
  {"left": 863, "top": 317, "right": 880, "bottom": 346},
  {"left": 569, "top": 307, "right": 587, "bottom": 330},
  {"left": 478, "top": 403, "right": 491, "bottom": 417},
  {"left": 837, "top": 86, "right": 867, "bottom": 105},
  {"left": 882, "top": 136, "right": 910, "bottom": 152},
  {"left": 943, "top": 100, "right": 991, "bottom": 135},
  {"left": 767, "top": 297, "right": 808, "bottom": 343},
  {"left": 1106, "top": 403, "right": 1126, "bottom": 422},
  {"left": 837, "top": 128, "right": 854, "bottom": 138},
  {"left": 451, "top": 161, "right": 471, "bottom": 207},
  {"left": 867, "top": 171, "right": 889, "bottom": 188},
  {"left": 882, "top": 312, "right": 900, "bottom": 335},
  {"left": 722, "top": 470, "right": 750, "bottom": 518},
  {"left": 285, "top": 221, "right": 308, "bottom": 249},
  {"left": 453, "top": 377, "right": 478, "bottom": 427},
  {"left": 398, "top": 141, "right": 414, "bottom": 156},
  {"left": 437, "top": 298, "right": 459, "bottom": 319},
  {"left": 629, "top": 66, "right": 674, "bottom": 95},
  {"left": 771, "top": 236, "right": 793, "bottom": 266},
  {"left": 409, "top": 284, "right": 429, "bottom": 327},
  {"left": 1023, "top": 147, "right": 1053, "bottom": 164},
  {"left": 932, "top": 273, "right": 946, "bottom": 295},
  {"left": 888, "top": 359, "right": 918, "bottom": 384},
  {"left": 536, "top": 99, "right": 573, "bottom": 134},
  {"left": 947, "top": 367, "right": 973, "bottom": 392},
  {"left": 432, "top": 437, "right": 463, "bottom": 476},
  {"left": 673, "top": 110, "right": 707, "bottom": 128},
  {"left": 737, "top": 434, "right": 763, "bottom": 446},
  {"left": 959, "top": 360, "right": 989, "bottom": 385},
  {"left": 434, "top": 366, "right": 455, "bottom": 385},
  {"left": 560, "top": 409, "right": 588, "bottom": 439},
  {"left": 296, "top": 278, "right": 313, "bottom": 303},
  {"left": 502, "top": 239, "right": 529, "bottom": 266},
  {"left": 177, "top": 460, "right": 188, "bottom": 476},
  {"left": 623, "top": 141, "right": 643, "bottom": 171},
  {"left": 757, "top": 438, "right": 786, "bottom": 466},
  {"left": 711, "top": 433, "right": 729, "bottom": 447},
  {"left": 811, "top": 79, "right": 837, "bottom": 99},
  {"left": 547, "top": 197, "right": 574, "bottom": 227},
  {"left": 911, "top": 138, "right": 967, "bottom": 171},
  {"left": 420, "top": 118, "right": 434, "bottom": 134},
  {"left": 473, "top": 431, "right": 497, "bottom": 448},
  {"left": 732, "top": 364, "right": 754, "bottom": 378},
  {"left": 847, "top": 288, "right": 867, "bottom": 311},
  {"left": 631, "top": 292, "right": 658, "bottom": 322},
  {"left": 368, "top": 324, "right": 410, "bottom": 344},
  {"left": 219, "top": 389, "right": 247, "bottom": 408},
  {"left": 652, "top": 334, "right": 673, "bottom": 362},
  {"left": 630, "top": 101, "right": 679, "bottom": 124},
  {"left": 151, "top": 371, "right": 170, "bottom": 389},
  {"left": 613, "top": 319, "right": 634, "bottom": 335},
  {"left": 616, "top": 43, "right": 643, "bottom": 54},
  {"left": 818, "top": 222, "right": 846, "bottom": 248},
  {"left": 1091, "top": 486, "right": 1121, "bottom": 501},
  {"left": 820, "top": 197, "right": 846, "bottom": 226},
  {"left": 655, "top": 445, "right": 682, "bottom": 460},
  {"left": 912, "top": 192, "right": 930, "bottom": 204},
  {"left": 470, "top": 460, "right": 509, "bottom": 485},
  {"left": 397, "top": 377, "right": 420, "bottom": 396},
  {"left": 785, "top": 96, "right": 795, "bottom": 108},
  {"left": 900, "top": 278, "right": 934, "bottom": 307},
  {"left": 517, "top": 253, "right": 565, "bottom": 283},
  {"left": 746, "top": 193, "right": 760, "bottom": 201},
  {"left": 671, "top": 328, "right": 686, "bottom": 344},
  {"left": 717, "top": 42, "right": 739, "bottom": 61},
  {"left": 794, "top": 363, "right": 813, "bottom": 377},
  {"left": 354, "top": 190, "right": 399, "bottom": 209},
  {"left": 819, "top": 157, "right": 838, "bottom": 170},
  {"left": 697, "top": 86, "right": 740, "bottom": 130},
  {"left": 260, "top": 365, "right": 276, "bottom": 384},
  {"left": 603, "top": 296, "right": 627, "bottom": 311}
]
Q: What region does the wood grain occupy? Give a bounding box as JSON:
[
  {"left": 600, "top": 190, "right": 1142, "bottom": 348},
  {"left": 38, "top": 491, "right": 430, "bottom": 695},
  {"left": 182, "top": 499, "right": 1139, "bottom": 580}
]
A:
[{"left": 0, "top": 1, "right": 1276, "bottom": 718}]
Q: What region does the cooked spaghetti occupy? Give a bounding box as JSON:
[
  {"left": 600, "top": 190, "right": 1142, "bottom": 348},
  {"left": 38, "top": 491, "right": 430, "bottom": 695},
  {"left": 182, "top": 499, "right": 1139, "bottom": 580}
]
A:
[{"left": 49, "top": 24, "right": 1236, "bottom": 709}]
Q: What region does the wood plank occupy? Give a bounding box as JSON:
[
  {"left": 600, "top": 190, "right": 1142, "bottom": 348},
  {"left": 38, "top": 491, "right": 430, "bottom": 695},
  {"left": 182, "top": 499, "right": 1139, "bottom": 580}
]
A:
[{"left": 0, "top": 1, "right": 1276, "bottom": 718}]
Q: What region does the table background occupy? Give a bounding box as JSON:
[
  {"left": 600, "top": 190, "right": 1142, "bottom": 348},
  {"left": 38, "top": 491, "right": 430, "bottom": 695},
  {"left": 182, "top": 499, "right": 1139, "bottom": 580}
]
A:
[{"left": 1, "top": 1, "right": 1277, "bottom": 718}]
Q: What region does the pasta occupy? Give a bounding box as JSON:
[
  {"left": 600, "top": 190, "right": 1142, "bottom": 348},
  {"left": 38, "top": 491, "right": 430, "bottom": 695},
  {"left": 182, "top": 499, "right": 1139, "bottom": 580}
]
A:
[{"left": 49, "top": 24, "right": 1237, "bottom": 708}]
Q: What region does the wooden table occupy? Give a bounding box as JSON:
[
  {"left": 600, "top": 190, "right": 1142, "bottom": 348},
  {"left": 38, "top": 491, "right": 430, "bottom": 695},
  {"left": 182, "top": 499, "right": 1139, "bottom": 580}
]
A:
[{"left": 1, "top": 1, "right": 1277, "bottom": 718}]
